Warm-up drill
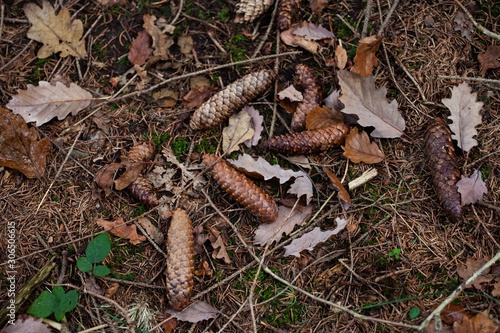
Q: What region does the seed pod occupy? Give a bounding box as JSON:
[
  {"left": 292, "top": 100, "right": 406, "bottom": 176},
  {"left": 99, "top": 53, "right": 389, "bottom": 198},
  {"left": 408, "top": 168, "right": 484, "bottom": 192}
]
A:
[
  {"left": 424, "top": 118, "right": 462, "bottom": 223},
  {"left": 277, "top": 0, "right": 299, "bottom": 31},
  {"left": 235, "top": 0, "right": 274, "bottom": 23},
  {"left": 128, "top": 176, "right": 159, "bottom": 207},
  {"left": 124, "top": 141, "right": 156, "bottom": 163},
  {"left": 190, "top": 70, "right": 276, "bottom": 130},
  {"left": 291, "top": 64, "right": 322, "bottom": 132},
  {"left": 203, "top": 154, "right": 278, "bottom": 223},
  {"left": 260, "top": 123, "right": 350, "bottom": 155},
  {"left": 166, "top": 208, "right": 195, "bottom": 311}
]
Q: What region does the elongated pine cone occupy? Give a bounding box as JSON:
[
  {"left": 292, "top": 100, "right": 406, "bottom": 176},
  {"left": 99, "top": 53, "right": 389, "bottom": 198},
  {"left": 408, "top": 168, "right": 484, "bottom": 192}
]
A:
[
  {"left": 235, "top": 0, "right": 274, "bottom": 23},
  {"left": 124, "top": 141, "right": 156, "bottom": 163},
  {"left": 203, "top": 154, "right": 278, "bottom": 223},
  {"left": 260, "top": 123, "right": 350, "bottom": 155},
  {"left": 291, "top": 64, "right": 322, "bottom": 132},
  {"left": 166, "top": 208, "right": 195, "bottom": 311},
  {"left": 424, "top": 118, "right": 462, "bottom": 223},
  {"left": 278, "top": 0, "right": 299, "bottom": 30},
  {"left": 190, "top": 70, "right": 276, "bottom": 130},
  {"left": 128, "top": 176, "right": 159, "bottom": 207}
]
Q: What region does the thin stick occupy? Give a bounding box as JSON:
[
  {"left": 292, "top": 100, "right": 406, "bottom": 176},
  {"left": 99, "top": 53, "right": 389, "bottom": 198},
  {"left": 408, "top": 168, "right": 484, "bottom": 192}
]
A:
[
  {"left": 377, "top": 0, "right": 400, "bottom": 36},
  {"left": 0, "top": 40, "right": 33, "bottom": 72},
  {"left": 0, "top": 5, "right": 5, "bottom": 41},
  {"left": 417, "top": 252, "right": 500, "bottom": 330},
  {"left": 438, "top": 75, "right": 500, "bottom": 84},
  {"left": 336, "top": 15, "right": 360, "bottom": 38},
  {"left": 251, "top": 0, "right": 279, "bottom": 58},
  {"left": 170, "top": 0, "right": 184, "bottom": 25},
  {"left": 362, "top": 0, "right": 373, "bottom": 38},
  {"left": 454, "top": 0, "right": 500, "bottom": 41}
]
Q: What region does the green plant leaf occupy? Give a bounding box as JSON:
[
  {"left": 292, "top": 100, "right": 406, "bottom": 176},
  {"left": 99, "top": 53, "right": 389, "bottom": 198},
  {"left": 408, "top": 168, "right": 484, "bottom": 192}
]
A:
[
  {"left": 53, "top": 289, "right": 79, "bottom": 322},
  {"left": 77, "top": 256, "right": 92, "bottom": 272},
  {"left": 93, "top": 265, "right": 111, "bottom": 277},
  {"left": 52, "top": 286, "right": 65, "bottom": 300},
  {"left": 27, "top": 290, "right": 56, "bottom": 318},
  {"left": 86, "top": 232, "right": 111, "bottom": 263},
  {"left": 409, "top": 307, "right": 420, "bottom": 319}
]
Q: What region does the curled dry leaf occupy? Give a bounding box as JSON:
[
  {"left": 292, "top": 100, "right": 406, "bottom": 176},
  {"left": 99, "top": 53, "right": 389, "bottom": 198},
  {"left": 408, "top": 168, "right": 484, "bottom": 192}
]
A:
[
  {"left": 128, "top": 30, "right": 153, "bottom": 66},
  {"left": 342, "top": 127, "right": 385, "bottom": 164},
  {"left": 456, "top": 169, "right": 487, "bottom": 205},
  {"left": 338, "top": 70, "right": 405, "bottom": 138},
  {"left": 113, "top": 162, "right": 146, "bottom": 190},
  {"left": 443, "top": 82, "right": 483, "bottom": 152},
  {"left": 96, "top": 218, "right": 147, "bottom": 245},
  {"left": 323, "top": 167, "right": 351, "bottom": 210},
  {"left": 280, "top": 25, "right": 318, "bottom": 53},
  {"left": 95, "top": 163, "right": 122, "bottom": 196},
  {"left": 244, "top": 106, "right": 264, "bottom": 148},
  {"left": 478, "top": 45, "right": 500, "bottom": 76},
  {"left": 335, "top": 43, "right": 348, "bottom": 70},
  {"left": 222, "top": 109, "right": 255, "bottom": 154},
  {"left": 284, "top": 218, "right": 347, "bottom": 257},
  {"left": 23, "top": 0, "right": 87, "bottom": 58},
  {"left": 350, "top": 35, "right": 383, "bottom": 77},
  {"left": 0, "top": 107, "right": 51, "bottom": 179},
  {"left": 166, "top": 209, "right": 195, "bottom": 311},
  {"left": 7, "top": 81, "right": 93, "bottom": 127},
  {"left": 194, "top": 261, "right": 212, "bottom": 277}
]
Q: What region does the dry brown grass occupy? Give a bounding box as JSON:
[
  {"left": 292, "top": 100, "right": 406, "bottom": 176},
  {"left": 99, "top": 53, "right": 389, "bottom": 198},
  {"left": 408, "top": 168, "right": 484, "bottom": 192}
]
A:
[{"left": 0, "top": 0, "right": 499, "bottom": 332}]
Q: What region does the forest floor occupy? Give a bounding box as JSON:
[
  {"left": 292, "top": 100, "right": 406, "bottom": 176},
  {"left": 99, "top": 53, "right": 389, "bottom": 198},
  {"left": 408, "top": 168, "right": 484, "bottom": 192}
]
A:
[{"left": 0, "top": 0, "right": 499, "bottom": 332}]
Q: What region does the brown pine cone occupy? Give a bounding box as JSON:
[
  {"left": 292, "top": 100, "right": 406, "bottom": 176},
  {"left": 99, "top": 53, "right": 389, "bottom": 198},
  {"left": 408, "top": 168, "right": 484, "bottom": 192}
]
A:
[
  {"left": 203, "top": 154, "right": 278, "bottom": 223},
  {"left": 291, "top": 64, "right": 322, "bottom": 132},
  {"left": 277, "top": 0, "right": 299, "bottom": 31},
  {"left": 190, "top": 70, "right": 276, "bottom": 130},
  {"left": 235, "top": 0, "right": 274, "bottom": 23},
  {"left": 166, "top": 208, "right": 195, "bottom": 311},
  {"left": 424, "top": 118, "right": 462, "bottom": 223},
  {"left": 128, "top": 176, "right": 159, "bottom": 208},
  {"left": 260, "top": 123, "right": 350, "bottom": 155},
  {"left": 124, "top": 141, "right": 156, "bottom": 163}
]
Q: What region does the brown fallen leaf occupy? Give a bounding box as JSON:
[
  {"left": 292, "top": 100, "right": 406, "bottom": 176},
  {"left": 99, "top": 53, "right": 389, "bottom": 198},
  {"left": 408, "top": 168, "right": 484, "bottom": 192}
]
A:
[
  {"left": 351, "top": 35, "right": 383, "bottom": 77},
  {"left": 178, "top": 35, "right": 193, "bottom": 55},
  {"left": 278, "top": 85, "right": 304, "bottom": 102},
  {"left": 478, "top": 45, "right": 500, "bottom": 76},
  {"left": 137, "top": 217, "right": 164, "bottom": 244},
  {"left": 292, "top": 22, "right": 335, "bottom": 40},
  {"left": 335, "top": 43, "right": 348, "bottom": 70},
  {"left": 222, "top": 109, "right": 255, "bottom": 154},
  {"left": 244, "top": 106, "right": 264, "bottom": 148},
  {"left": 114, "top": 162, "right": 146, "bottom": 191},
  {"left": 456, "top": 256, "right": 494, "bottom": 290},
  {"left": 95, "top": 163, "right": 123, "bottom": 196},
  {"left": 193, "top": 225, "right": 208, "bottom": 254},
  {"left": 456, "top": 169, "right": 488, "bottom": 205},
  {"left": 194, "top": 261, "right": 212, "bottom": 277},
  {"left": 309, "top": 0, "right": 328, "bottom": 15},
  {"left": 306, "top": 106, "right": 344, "bottom": 130},
  {"left": 324, "top": 89, "right": 343, "bottom": 111},
  {"left": 23, "top": 0, "right": 86, "bottom": 58},
  {"left": 0, "top": 107, "right": 51, "bottom": 179},
  {"left": 454, "top": 11, "right": 473, "bottom": 41},
  {"left": 342, "top": 127, "right": 385, "bottom": 164},
  {"left": 207, "top": 225, "right": 232, "bottom": 264},
  {"left": 439, "top": 304, "right": 471, "bottom": 326},
  {"left": 183, "top": 87, "right": 213, "bottom": 110},
  {"left": 280, "top": 25, "right": 318, "bottom": 53},
  {"left": 97, "top": 218, "right": 146, "bottom": 245},
  {"left": 104, "top": 282, "right": 120, "bottom": 298},
  {"left": 323, "top": 167, "right": 351, "bottom": 210},
  {"left": 128, "top": 30, "right": 153, "bottom": 66},
  {"left": 2, "top": 315, "right": 52, "bottom": 333},
  {"left": 166, "top": 300, "right": 218, "bottom": 323},
  {"left": 143, "top": 14, "right": 173, "bottom": 60},
  {"left": 454, "top": 311, "right": 498, "bottom": 333}
]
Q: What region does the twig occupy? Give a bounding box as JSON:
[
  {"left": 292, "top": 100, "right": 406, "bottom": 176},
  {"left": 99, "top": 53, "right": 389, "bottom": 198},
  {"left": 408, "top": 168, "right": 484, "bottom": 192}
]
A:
[
  {"left": 56, "top": 250, "right": 68, "bottom": 285},
  {"left": 377, "top": 0, "right": 400, "bottom": 36},
  {"left": 101, "top": 276, "right": 167, "bottom": 289},
  {"left": 0, "top": 5, "right": 5, "bottom": 41},
  {"left": 454, "top": 0, "right": 500, "bottom": 41},
  {"left": 215, "top": 299, "right": 249, "bottom": 333},
  {"left": 251, "top": 0, "right": 279, "bottom": 58},
  {"left": 438, "top": 75, "right": 500, "bottom": 84},
  {"left": 362, "top": 0, "right": 373, "bottom": 38},
  {"left": 170, "top": 0, "right": 184, "bottom": 25},
  {"left": 418, "top": 252, "right": 500, "bottom": 330},
  {"left": 0, "top": 40, "right": 33, "bottom": 72},
  {"left": 78, "top": 324, "right": 109, "bottom": 333},
  {"left": 335, "top": 15, "right": 360, "bottom": 38}
]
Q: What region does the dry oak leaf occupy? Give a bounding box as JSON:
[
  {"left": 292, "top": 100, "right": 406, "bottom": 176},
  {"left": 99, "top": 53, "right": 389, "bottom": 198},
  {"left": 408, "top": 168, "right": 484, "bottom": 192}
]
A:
[
  {"left": 207, "top": 225, "right": 232, "bottom": 264},
  {"left": 166, "top": 300, "right": 218, "bottom": 323},
  {"left": 24, "top": 0, "right": 87, "bottom": 59},
  {"left": 454, "top": 311, "right": 498, "bottom": 333},
  {"left": 351, "top": 35, "right": 383, "bottom": 77},
  {"left": 228, "top": 153, "right": 313, "bottom": 204},
  {"left": 292, "top": 22, "right": 335, "bottom": 40},
  {"left": 222, "top": 109, "right": 255, "bottom": 154},
  {"left": 342, "top": 127, "right": 385, "bottom": 164},
  {"left": 323, "top": 167, "right": 351, "bottom": 210},
  {"left": 128, "top": 30, "right": 153, "bottom": 66},
  {"left": 278, "top": 85, "right": 304, "bottom": 102},
  {"left": 284, "top": 218, "right": 347, "bottom": 257},
  {"left": 443, "top": 82, "right": 483, "bottom": 152},
  {"left": 255, "top": 204, "right": 313, "bottom": 245},
  {"left": 0, "top": 107, "right": 50, "bottom": 179},
  {"left": 244, "top": 106, "right": 264, "bottom": 148},
  {"left": 7, "top": 81, "right": 93, "bottom": 127},
  {"left": 478, "top": 45, "right": 500, "bottom": 76},
  {"left": 143, "top": 14, "right": 173, "bottom": 59},
  {"left": 456, "top": 256, "right": 494, "bottom": 290},
  {"left": 97, "top": 218, "right": 146, "bottom": 245},
  {"left": 324, "top": 89, "right": 343, "bottom": 111},
  {"left": 338, "top": 70, "right": 405, "bottom": 138},
  {"left": 456, "top": 169, "right": 487, "bottom": 205},
  {"left": 280, "top": 25, "right": 318, "bottom": 53},
  {"left": 306, "top": 105, "right": 344, "bottom": 130}
]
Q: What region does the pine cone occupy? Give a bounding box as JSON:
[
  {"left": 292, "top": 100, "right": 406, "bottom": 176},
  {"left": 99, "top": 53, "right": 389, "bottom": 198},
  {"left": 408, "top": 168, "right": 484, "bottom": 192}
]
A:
[
  {"left": 260, "top": 123, "right": 350, "bottom": 155},
  {"left": 277, "top": 0, "right": 299, "bottom": 31},
  {"left": 124, "top": 141, "right": 156, "bottom": 163},
  {"left": 190, "top": 70, "right": 276, "bottom": 130},
  {"left": 203, "top": 154, "right": 278, "bottom": 223},
  {"left": 235, "top": 0, "right": 274, "bottom": 23},
  {"left": 291, "top": 64, "right": 322, "bottom": 132},
  {"left": 424, "top": 118, "right": 462, "bottom": 223},
  {"left": 128, "top": 176, "right": 159, "bottom": 208},
  {"left": 166, "top": 208, "right": 195, "bottom": 311}
]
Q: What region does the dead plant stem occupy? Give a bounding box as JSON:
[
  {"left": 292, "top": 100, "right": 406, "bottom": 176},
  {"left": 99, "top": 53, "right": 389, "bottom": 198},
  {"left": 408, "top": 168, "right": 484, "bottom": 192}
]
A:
[{"left": 362, "top": 0, "right": 373, "bottom": 38}]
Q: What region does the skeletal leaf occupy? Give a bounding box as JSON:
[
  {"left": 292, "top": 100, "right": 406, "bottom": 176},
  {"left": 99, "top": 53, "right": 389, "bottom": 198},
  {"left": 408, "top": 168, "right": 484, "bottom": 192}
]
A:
[
  {"left": 292, "top": 64, "right": 322, "bottom": 131},
  {"left": 424, "top": 118, "right": 462, "bottom": 223},
  {"left": 235, "top": 0, "right": 274, "bottom": 23},
  {"left": 166, "top": 301, "right": 218, "bottom": 323},
  {"left": 244, "top": 106, "right": 264, "bottom": 148},
  {"left": 260, "top": 123, "right": 350, "bottom": 155},
  {"left": 97, "top": 218, "right": 146, "bottom": 245},
  {"left": 128, "top": 30, "right": 153, "bottom": 66},
  {"left": 292, "top": 22, "right": 335, "bottom": 40},
  {"left": 203, "top": 154, "right": 279, "bottom": 223},
  {"left": 284, "top": 218, "right": 347, "bottom": 257},
  {"left": 342, "top": 127, "right": 385, "bottom": 164},
  {"left": 166, "top": 209, "right": 195, "bottom": 311},
  {"left": 0, "top": 107, "right": 51, "bottom": 179},
  {"left": 456, "top": 170, "right": 487, "bottom": 205},
  {"left": 277, "top": 0, "right": 299, "bottom": 30},
  {"left": 190, "top": 70, "right": 276, "bottom": 130},
  {"left": 7, "top": 81, "right": 93, "bottom": 127},
  {"left": 351, "top": 35, "right": 383, "bottom": 77},
  {"left": 323, "top": 168, "right": 351, "bottom": 210},
  {"left": 23, "top": 0, "right": 86, "bottom": 58},
  {"left": 338, "top": 70, "right": 405, "bottom": 138},
  {"left": 222, "top": 109, "right": 255, "bottom": 154},
  {"left": 443, "top": 82, "right": 483, "bottom": 152},
  {"left": 255, "top": 204, "right": 313, "bottom": 245},
  {"left": 478, "top": 45, "right": 500, "bottom": 76}
]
